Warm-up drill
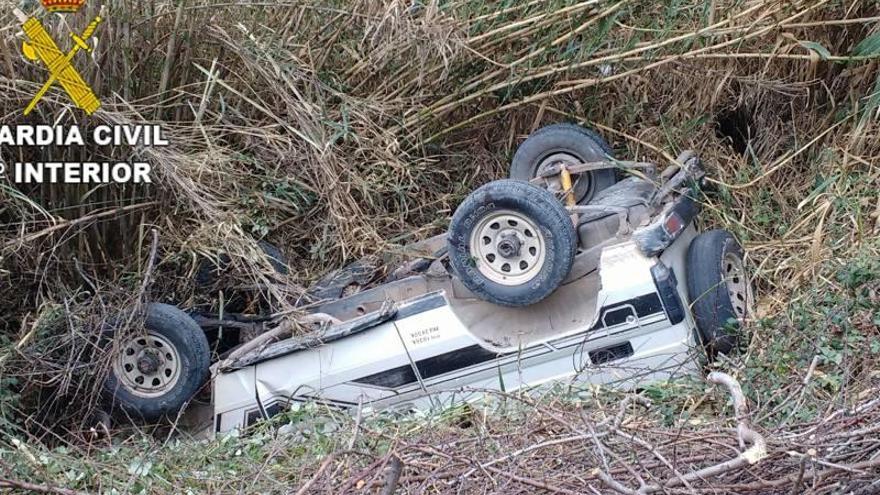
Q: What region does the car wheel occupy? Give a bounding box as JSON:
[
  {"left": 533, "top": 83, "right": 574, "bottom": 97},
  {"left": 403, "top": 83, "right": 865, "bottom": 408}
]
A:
[
  {"left": 195, "top": 240, "right": 289, "bottom": 312},
  {"left": 447, "top": 179, "right": 577, "bottom": 307},
  {"left": 195, "top": 240, "right": 288, "bottom": 287},
  {"left": 510, "top": 123, "right": 618, "bottom": 204},
  {"left": 103, "top": 303, "right": 210, "bottom": 421},
  {"left": 686, "top": 230, "right": 752, "bottom": 356}
]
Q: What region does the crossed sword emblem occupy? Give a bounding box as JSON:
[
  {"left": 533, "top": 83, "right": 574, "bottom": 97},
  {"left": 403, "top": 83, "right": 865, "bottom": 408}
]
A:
[{"left": 14, "top": 8, "right": 103, "bottom": 116}]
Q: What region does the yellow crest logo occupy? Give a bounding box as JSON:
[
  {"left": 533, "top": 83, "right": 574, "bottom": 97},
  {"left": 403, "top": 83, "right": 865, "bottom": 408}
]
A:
[{"left": 15, "top": 0, "right": 102, "bottom": 116}]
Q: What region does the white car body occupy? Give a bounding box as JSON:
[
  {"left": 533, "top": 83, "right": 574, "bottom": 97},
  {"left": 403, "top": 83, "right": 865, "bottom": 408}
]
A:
[{"left": 212, "top": 223, "right": 702, "bottom": 434}]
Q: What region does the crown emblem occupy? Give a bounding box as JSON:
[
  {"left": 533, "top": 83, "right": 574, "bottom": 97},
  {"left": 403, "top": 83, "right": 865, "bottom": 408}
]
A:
[{"left": 40, "top": 0, "right": 87, "bottom": 13}]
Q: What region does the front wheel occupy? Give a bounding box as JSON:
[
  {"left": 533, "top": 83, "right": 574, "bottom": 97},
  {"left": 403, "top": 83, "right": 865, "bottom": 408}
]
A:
[
  {"left": 686, "top": 230, "right": 753, "bottom": 356},
  {"left": 447, "top": 180, "right": 577, "bottom": 307},
  {"left": 103, "top": 303, "right": 210, "bottom": 421}
]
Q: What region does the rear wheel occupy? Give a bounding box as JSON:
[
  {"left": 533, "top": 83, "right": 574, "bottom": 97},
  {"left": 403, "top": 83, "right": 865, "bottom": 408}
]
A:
[
  {"left": 103, "top": 303, "right": 210, "bottom": 421},
  {"left": 510, "top": 123, "right": 618, "bottom": 204},
  {"left": 195, "top": 240, "right": 288, "bottom": 287},
  {"left": 447, "top": 180, "right": 577, "bottom": 307},
  {"left": 195, "top": 240, "right": 289, "bottom": 312},
  {"left": 686, "top": 230, "right": 752, "bottom": 356}
]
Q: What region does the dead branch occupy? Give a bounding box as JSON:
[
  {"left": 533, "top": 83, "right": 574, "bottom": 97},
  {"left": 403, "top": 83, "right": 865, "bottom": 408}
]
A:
[
  {"left": 0, "top": 477, "right": 87, "bottom": 495},
  {"left": 595, "top": 372, "right": 768, "bottom": 495}
]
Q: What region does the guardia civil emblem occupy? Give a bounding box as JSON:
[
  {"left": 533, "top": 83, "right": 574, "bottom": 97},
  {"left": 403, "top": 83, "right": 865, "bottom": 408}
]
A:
[{"left": 14, "top": 0, "right": 103, "bottom": 116}]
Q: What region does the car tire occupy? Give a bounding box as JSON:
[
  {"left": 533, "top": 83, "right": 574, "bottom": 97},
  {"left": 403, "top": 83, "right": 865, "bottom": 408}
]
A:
[
  {"left": 195, "top": 240, "right": 288, "bottom": 287},
  {"left": 447, "top": 179, "right": 577, "bottom": 307},
  {"left": 510, "top": 123, "right": 618, "bottom": 204},
  {"left": 686, "top": 230, "right": 751, "bottom": 356},
  {"left": 195, "top": 241, "right": 289, "bottom": 313},
  {"left": 103, "top": 303, "right": 210, "bottom": 421}
]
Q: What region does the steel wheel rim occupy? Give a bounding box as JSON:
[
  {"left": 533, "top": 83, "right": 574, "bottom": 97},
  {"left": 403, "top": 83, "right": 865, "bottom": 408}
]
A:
[
  {"left": 113, "top": 331, "right": 182, "bottom": 398},
  {"left": 723, "top": 252, "right": 751, "bottom": 322},
  {"left": 535, "top": 152, "right": 593, "bottom": 201},
  {"left": 469, "top": 209, "right": 546, "bottom": 286}
]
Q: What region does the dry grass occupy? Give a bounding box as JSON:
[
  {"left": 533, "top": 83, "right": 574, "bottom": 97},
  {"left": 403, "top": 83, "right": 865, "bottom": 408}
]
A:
[{"left": 0, "top": 0, "right": 879, "bottom": 492}]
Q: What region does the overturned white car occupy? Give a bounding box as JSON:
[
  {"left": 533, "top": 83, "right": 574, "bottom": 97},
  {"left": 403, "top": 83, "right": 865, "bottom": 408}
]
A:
[{"left": 102, "top": 124, "right": 753, "bottom": 434}]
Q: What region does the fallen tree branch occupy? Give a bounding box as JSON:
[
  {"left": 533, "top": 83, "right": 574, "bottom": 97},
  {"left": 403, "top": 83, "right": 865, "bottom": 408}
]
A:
[
  {"left": 0, "top": 477, "right": 88, "bottom": 495},
  {"left": 595, "top": 371, "right": 768, "bottom": 494}
]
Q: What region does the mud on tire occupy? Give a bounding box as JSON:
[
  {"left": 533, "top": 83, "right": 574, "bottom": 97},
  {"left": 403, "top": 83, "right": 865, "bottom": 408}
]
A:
[
  {"left": 103, "top": 303, "right": 210, "bottom": 421},
  {"left": 686, "top": 230, "right": 752, "bottom": 356},
  {"left": 447, "top": 180, "right": 577, "bottom": 307}
]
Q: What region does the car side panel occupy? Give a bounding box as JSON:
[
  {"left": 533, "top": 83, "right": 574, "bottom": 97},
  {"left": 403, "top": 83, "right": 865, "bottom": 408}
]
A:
[{"left": 213, "top": 240, "right": 702, "bottom": 433}]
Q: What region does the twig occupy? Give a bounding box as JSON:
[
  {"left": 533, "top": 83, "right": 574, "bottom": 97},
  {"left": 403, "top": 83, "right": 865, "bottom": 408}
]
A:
[
  {"left": 0, "top": 478, "right": 87, "bottom": 495},
  {"left": 293, "top": 452, "right": 338, "bottom": 495},
  {"left": 123, "top": 228, "right": 160, "bottom": 329},
  {"left": 595, "top": 372, "right": 768, "bottom": 494},
  {"left": 789, "top": 455, "right": 808, "bottom": 495},
  {"left": 483, "top": 466, "right": 581, "bottom": 495},
  {"left": 349, "top": 395, "right": 364, "bottom": 449}
]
